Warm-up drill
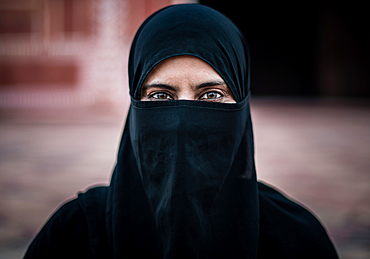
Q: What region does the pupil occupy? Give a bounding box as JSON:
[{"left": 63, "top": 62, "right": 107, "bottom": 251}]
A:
[
  {"left": 208, "top": 93, "right": 216, "bottom": 99},
  {"left": 159, "top": 93, "right": 167, "bottom": 99}
]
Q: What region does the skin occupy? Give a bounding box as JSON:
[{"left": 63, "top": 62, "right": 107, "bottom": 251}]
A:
[{"left": 140, "top": 55, "right": 236, "bottom": 103}]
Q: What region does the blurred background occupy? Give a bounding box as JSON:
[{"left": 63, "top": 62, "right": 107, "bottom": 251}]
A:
[{"left": 0, "top": 0, "right": 369, "bottom": 258}]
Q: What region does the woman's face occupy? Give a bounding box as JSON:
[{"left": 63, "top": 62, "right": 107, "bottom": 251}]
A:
[{"left": 140, "top": 56, "right": 236, "bottom": 103}]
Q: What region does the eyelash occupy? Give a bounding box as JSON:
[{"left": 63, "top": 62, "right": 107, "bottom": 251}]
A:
[{"left": 148, "top": 91, "right": 224, "bottom": 101}]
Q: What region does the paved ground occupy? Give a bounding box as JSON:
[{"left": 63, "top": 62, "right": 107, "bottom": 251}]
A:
[{"left": 0, "top": 98, "right": 369, "bottom": 258}]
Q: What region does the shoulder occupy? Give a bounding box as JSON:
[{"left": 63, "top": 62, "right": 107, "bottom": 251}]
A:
[
  {"left": 257, "top": 182, "right": 338, "bottom": 259},
  {"left": 77, "top": 186, "right": 112, "bottom": 257},
  {"left": 24, "top": 186, "right": 109, "bottom": 259}
]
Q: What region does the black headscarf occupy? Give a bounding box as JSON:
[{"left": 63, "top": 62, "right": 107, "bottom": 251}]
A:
[{"left": 91, "top": 4, "right": 337, "bottom": 259}]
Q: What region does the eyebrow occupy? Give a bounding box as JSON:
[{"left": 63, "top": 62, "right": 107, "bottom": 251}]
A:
[
  {"left": 141, "top": 83, "right": 178, "bottom": 92},
  {"left": 142, "top": 80, "right": 227, "bottom": 92},
  {"left": 197, "top": 80, "right": 226, "bottom": 89}
]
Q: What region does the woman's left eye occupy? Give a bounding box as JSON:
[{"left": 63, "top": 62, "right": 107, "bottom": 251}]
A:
[{"left": 200, "top": 91, "right": 223, "bottom": 101}]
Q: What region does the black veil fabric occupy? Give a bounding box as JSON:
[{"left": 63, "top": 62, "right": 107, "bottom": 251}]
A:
[
  {"left": 24, "top": 4, "right": 338, "bottom": 259},
  {"left": 102, "top": 4, "right": 337, "bottom": 258}
]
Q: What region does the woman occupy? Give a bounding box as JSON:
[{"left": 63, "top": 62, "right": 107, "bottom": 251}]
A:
[{"left": 24, "top": 4, "right": 338, "bottom": 258}]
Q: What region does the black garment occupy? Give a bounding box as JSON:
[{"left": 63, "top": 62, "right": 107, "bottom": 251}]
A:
[
  {"left": 25, "top": 4, "right": 338, "bottom": 259},
  {"left": 25, "top": 184, "right": 337, "bottom": 258}
]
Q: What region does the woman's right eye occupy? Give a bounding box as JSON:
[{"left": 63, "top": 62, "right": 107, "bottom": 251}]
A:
[{"left": 149, "top": 92, "right": 173, "bottom": 101}]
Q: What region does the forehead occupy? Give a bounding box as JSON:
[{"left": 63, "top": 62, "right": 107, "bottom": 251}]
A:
[{"left": 143, "top": 55, "right": 225, "bottom": 85}]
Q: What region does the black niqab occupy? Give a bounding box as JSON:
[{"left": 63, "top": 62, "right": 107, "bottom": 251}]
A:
[{"left": 109, "top": 4, "right": 258, "bottom": 258}]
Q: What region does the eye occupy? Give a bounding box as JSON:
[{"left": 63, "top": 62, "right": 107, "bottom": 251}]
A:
[
  {"left": 149, "top": 92, "right": 173, "bottom": 101},
  {"left": 200, "top": 91, "right": 223, "bottom": 101}
]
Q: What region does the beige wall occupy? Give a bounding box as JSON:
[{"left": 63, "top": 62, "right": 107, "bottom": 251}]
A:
[{"left": 0, "top": 0, "right": 196, "bottom": 108}]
